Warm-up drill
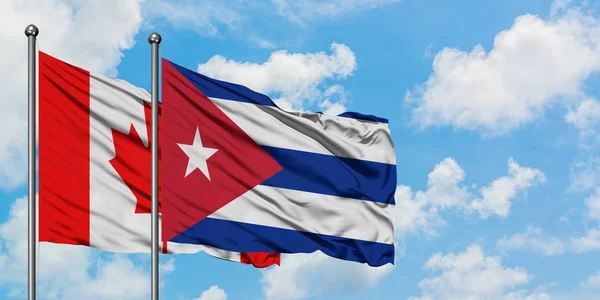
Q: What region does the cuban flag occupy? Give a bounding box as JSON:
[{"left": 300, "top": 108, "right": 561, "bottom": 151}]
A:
[{"left": 161, "top": 59, "right": 397, "bottom": 266}]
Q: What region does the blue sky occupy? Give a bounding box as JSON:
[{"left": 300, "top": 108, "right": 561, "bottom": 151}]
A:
[{"left": 1, "top": 0, "right": 600, "bottom": 299}]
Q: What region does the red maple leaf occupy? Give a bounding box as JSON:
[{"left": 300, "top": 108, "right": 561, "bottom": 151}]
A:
[{"left": 109, "top": 100, "right": 161, "bottom": 214}]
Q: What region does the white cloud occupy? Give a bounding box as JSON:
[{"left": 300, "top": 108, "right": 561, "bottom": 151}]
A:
[
  {"left": 319, "top": 99, "right": 347, "bottom": 116},
  {"left": 143, "top": 0, "right": 245, "bottom": 37},
  {"left": 496, "top": 226, "right": 566, "bottom": 256},
  {"left": 423, "top": 157, "right": 470, "bottom": 209},
  {"left": 495, "top": 187, "right": 600, "bottom": 256},
  {"left": 248, "top": 35, "right": 277, "bottom": 49},
  {"left": 63, "top": 255, "right": 149, "bottom": 300},
  {"left": 571, "top": 228, "right": 600, "bottom": 253},
  {"left": 143, "top": 0, "right": 398, "bottom": 46},
  {"left": 159, "top": 257, "right": 176, "bottom": 288},
  {"left": 394, "top": 157, "right": 545, "bottom": 238},
  {"left": 581, "top": 270, "right": 600, "bottom": 289},
  {"left": 585, "top": 188, "right": 600, "bottom": 222},
  {"left": 424, "top": 44, "right": 434, "bottom": 58},
  {"left": 550, "top": 0, "right": 574, "bottom": 17},
  {"left": 469, "top": 158, "right": 546, "bottom": 218},
  {"left": 393, "top": 185, "right": 445, "bottom": 238},
  {"left": 260, "top": 251, "right": 394, "bottom": 300},
  {"left": 0, "top": 0, "right": 144, "bottom": 189},
  {"left": 197, "top": 43, "right": 356, "bottom": 111},
  {"left": 504, "top": 289, "right": 552, "bottom": 300},
  {"left": 0, "top": 196, "right": 160, "bottom": 299},
  {"left": 569, "top": 157, "right": 600, "bottom": 192},
  {"left": 565, "top": 98, "right": 600, "bottom": 137},
  {"left": 570, "top": 188, "right": 600, "bottom": 253},
  {"left": 393, "top": 158, "right": 468, "bottom": 238},
  {"left": 409, "top": 243, "right": 542, "bottom": 300},
  {"left": 272, "top": 0, "right": 401, "bottom": 25},
  {"left": 273, "top": 98, "right": 297, "bottom": 112},
  {"left": 160, "top": 257, "right": 176, "bottom": 273},
  {"left": 406, "top": 4, "right": 600, "bottom": 135},
  {"left": 317, "top": 85, "right": 348, "bottom": 115},
  {"left": 194, "top": 285, "right": 228, "bottom": 300}
]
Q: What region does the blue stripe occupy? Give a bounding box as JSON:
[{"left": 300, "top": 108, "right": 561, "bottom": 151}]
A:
[
  {"left": 260, "top": 146, "right": 396, "bottom": 205},
  {"left": 337, "top": 112, "right": 389, "bottom": 124},
  {"left": 166, "top": 59, "right": 390, "bottom": 124},
  {"left": 171, "top": 217, "right": 395, "bottom": 267}
]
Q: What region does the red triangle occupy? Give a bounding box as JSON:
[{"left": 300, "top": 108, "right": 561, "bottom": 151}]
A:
[{"left": 161, "top": 60, "right": 283, "bottom": 241}]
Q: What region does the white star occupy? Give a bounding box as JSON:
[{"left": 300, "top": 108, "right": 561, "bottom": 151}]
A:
[{"left": 177, "top": 127, "right": 218, "bottom": 180}]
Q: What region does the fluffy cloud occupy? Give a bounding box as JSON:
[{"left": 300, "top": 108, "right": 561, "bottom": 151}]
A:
[
  {"left": 272, "top": 0, "right": 401, "bottom": 24},
  {"left": 197, "top": 43, "right": 356, "bottom": 112},
  {"left": 143, "top": 0, "right": 245, "bottom": 37},
  {"left": 409, "top": 244, "right": 545, "bottom": 300},
  {"left": 194, "top": 285, "right": 228, "bottom": 300},
  {"left": 394, "top": 157, "right": 545, "bottom": 237},
  {"left": 0, "top": 0, "right": 144, "bottom": 189},
  {"left": 248, "top": 35, "right": 277, "bottom": 49},
  {"left": 496, "top": 188, "right": 600, "bottom": 256},
  {"left": 565, "top": 98, "right": 600, "bottom": 137},
  {"left": 393, "top": 158, "right": 468, "bottom": 238},
  {"left": 317, "top": 85, "right": 349, "bottom": 115},
  {"left": 571, "top": 228, "right": 600, "bottom": 253},
  {"left": 504, "top": 289, "right": 552, "bottom": 300},
  {"left": 496, "top": 226, "right": 566, "bottom": 257},
  {"left": 581, "top": 270, "right": 600, "bottom": 289},
  {"left": 406, "top": 4, "right": 600, "bottom": 135},
  {"left": 393, "top": 185, "right": 446, "bottom": 238},
  {"left": 569, "top": 157, "right": 600, "bottom": 192},
  {"left": 469, "top": 158, "right": 546, "bottom": 218},
  {"left": 585, "top": 188, "right": 600, "bottom": 222},
  {"left": 260, "top": 251, "right": 394, "bottom": 300},
  {"left": 143, "top": 0, "right": 398, "bottom": 46},
  {"left": 0, "top": 196, "right": 162, "bottom": 299},
  {"left": 160, "top": 257, "right": 176, "bottom": 273},
  {"left": 571, "top": 188, "right": 600, "bottom": 253}
]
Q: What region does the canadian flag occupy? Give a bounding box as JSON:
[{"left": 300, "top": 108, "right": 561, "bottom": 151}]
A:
[{"left": 38, "top": 51, "right": 279, "bottom": 267}]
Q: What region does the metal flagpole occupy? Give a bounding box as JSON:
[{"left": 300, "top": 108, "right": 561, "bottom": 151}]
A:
[
  {"left": 25, "top": 24, "right": 39, "bottom": 300},
  {"left": 148, "top": 32, "right": 162, "bottom": 300}
]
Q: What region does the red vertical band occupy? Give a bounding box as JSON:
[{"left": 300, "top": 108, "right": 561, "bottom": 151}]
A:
[{"left": 39, "top": 51, "right": 91, "bottom": 245}]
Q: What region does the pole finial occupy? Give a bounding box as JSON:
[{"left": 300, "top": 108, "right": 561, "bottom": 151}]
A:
[
  {"left": 148, "top": 32, "right": 162, "bottom": 44},
  {"left": 24, "top": 24, "right": 39, "bottom": 37}
]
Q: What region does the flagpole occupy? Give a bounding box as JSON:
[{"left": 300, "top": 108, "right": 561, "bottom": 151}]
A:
[
  {"left": 149, "top": 32, "right": 162, "bottom": 300},
  {"left": 25, "top": 24, "right": 39, "bottom": 300}
]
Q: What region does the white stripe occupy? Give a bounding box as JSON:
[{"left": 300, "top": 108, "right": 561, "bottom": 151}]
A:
[
  {"left": 211, "top": 98, "right": 396, "bottom": 165},
  {"left": 209, "top": 185, "right": 395, "bottom": 244}
]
